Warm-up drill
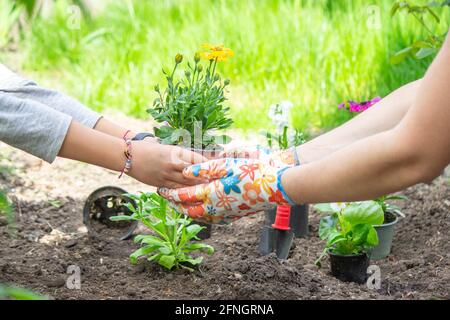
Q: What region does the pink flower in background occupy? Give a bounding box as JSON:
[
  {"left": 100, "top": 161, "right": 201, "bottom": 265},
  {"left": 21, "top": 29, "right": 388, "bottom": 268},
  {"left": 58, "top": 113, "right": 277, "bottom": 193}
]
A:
[{"left": 339, "top": 96, "right": 381, "bottom": 113}]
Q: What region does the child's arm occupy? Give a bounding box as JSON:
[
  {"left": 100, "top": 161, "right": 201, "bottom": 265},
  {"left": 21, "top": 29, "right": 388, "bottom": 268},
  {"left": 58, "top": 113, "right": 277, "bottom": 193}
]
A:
[
  {"left": 58, "top": 121, "right": 207, "bottom": 188},
  {"left": 0, "top": 65, "right": 154, "bottom": 141},
  {"left": 0, "top": 93, "right": 206, "bottom": 188}
]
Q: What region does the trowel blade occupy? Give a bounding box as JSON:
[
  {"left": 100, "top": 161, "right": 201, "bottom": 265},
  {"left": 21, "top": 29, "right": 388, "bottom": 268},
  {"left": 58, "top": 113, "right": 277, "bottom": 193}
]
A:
[{"left": 275, "top": 230, "right": 294, "bottom": 260}]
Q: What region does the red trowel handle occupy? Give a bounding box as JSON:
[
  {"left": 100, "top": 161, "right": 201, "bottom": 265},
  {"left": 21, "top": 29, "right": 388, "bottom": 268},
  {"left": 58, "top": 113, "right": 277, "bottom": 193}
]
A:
[{"left": 272, "top": 205, "right": 291, "bottom": 231}]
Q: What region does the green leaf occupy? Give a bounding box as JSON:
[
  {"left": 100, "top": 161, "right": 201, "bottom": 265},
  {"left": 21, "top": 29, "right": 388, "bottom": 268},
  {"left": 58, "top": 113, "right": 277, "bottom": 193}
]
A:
[
  {"left": 154, "top": 125, "right": 175, "bottom": 139},
  {"left": 186, "top": 224, "right": 205, "bottom": 238},
  {"left": 327, "top": 230, "right": 346, "bottom": 246},
  {"left": 415, "top": 47, "right": 437, "bottom": 59},
  {"left": 159, "top": 246, "right": 172, "bottom": 255},
  {"left": 341, "top": 201, "right": 384, "bottom": 226},
  {"left": 391, "top": 2, "right": 401, "bottom": 16},
  {"left": 318, "top": 216, "right": 337, "bottom": 240},
  {"left": 158, "top": 255, "right": 176, "bottom": 269},
  {"left": 134, "top": 234, "right": 166, "bottom": 247},
  {"left": 184, "top": 256, "right": 204, "bottom": 265},
  {"left": 313, "top": 203, "right": 335, "bottom": 213},
  {"left": 390, "top": 47, "right": 415, "bottom": 65},
  {"left": 384, "top": 194, "right": 408, "bottom": 201},
  {"left": 184, "top": 243, "right": 214, "bottom": 254},
  {"left": 109, "top": 215, "right": 134, "bottom": 221},
  {"left": 130, "top": 245, "right": 158, "bottom": 264},
  {"left": 352, "top": 224, "right": 371, "bottom": 245},
  {"left": 366, "top": 226, "right": 379, "bottom": 247},
  {"left": 0, "top": 285, "right": 48, "bottom": 300},
  {"left": 425, "top": 6, "right": 440, "bottom": 22}
]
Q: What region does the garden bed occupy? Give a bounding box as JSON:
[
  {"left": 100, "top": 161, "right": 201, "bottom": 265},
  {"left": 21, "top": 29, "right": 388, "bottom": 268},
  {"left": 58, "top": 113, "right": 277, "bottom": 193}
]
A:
[{"left": 0, "top": 142, "right": 449, "bottom": 300}]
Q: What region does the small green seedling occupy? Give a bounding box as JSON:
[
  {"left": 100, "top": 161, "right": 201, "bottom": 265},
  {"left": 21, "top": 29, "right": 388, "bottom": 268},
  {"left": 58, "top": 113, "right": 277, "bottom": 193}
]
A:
[
  {"left": 110, "top": 193, "right": 214, "bottom": 271},
  {"left": 263, "top": 125, "right": 305, "bottom": 150},
  {"left": 375, "top": 194, "right": 408, "bottom": 217},
  {"left": 314, "top": 201, "right": 384, "bottom": 266}
]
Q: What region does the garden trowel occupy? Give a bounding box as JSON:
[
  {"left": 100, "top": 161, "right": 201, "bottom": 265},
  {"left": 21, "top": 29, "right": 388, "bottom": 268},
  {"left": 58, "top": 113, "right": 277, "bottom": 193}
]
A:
[
  {"left": 272, "top": 205, "right": 294, "bottom": 259},
  {"left": 258, "top": 205, "right": 294, "bottom": 259}
]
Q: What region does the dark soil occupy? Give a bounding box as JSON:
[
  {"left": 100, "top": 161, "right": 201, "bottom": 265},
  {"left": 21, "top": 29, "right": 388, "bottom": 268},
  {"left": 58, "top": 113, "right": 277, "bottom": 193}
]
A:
[{"left": 1, "top": 146, "right": 449, "bottom": 300}]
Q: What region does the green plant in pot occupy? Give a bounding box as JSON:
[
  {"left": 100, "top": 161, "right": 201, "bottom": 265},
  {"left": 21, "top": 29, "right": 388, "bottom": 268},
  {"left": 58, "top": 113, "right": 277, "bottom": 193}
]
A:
[
  {"left": 314, "top": 201, "right": 384, "bottom": 284},
  {"left": 148, "top": 46, "right": 235, "bottom": 239},
  {"left": 110, "top": 192, "right": 214, "bottom": 272},
  {"left": 369, "top": 194, "right": 407, "bottom": 260},
  {"left": 148, "top": 44, "right": 234, "bottom": 157}
]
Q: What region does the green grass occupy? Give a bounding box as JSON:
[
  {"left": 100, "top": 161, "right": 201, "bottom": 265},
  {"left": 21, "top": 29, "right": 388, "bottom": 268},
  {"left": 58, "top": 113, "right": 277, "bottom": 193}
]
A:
[{"left": 5, "top": 0, "right": 450, "bottom": 132}]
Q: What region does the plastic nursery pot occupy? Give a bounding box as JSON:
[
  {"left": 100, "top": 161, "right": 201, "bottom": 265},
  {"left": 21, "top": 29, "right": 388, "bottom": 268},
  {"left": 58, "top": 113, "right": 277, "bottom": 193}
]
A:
[
  {"left": 369, "top": 211, "right": 399, "bottom": 260},
  {"left": 289, "top": 204, "right": 309, "bottom": 237},
  {"left": 328, "top": 251, "right": 370, "bottom": 284},
  {"left": 83, "top": 186, "right": 138, "bottom": 241},
  {"left": 196, "top": 222, "right": 212, "bottom": 240}
]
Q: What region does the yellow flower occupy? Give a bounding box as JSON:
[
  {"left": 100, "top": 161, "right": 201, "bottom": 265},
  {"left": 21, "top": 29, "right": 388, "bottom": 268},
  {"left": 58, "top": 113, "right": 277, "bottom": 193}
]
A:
[{"left": 200, "top": 44, "right": 234, "bottom": 62}]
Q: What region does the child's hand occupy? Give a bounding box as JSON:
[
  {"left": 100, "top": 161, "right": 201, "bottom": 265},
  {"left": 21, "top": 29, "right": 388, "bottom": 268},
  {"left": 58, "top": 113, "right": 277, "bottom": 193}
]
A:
[{"left": 130, "top": 141, "right": 208, "bottom": 188}]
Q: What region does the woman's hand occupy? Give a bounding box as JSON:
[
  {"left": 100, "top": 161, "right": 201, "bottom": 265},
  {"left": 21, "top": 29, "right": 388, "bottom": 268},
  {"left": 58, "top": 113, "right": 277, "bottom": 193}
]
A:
[
  {"left": 130, "top": 141, "right": 208, "bottom": 188},
  {"left": 159, "top": 158, "right": 297, "bottom": 224}
]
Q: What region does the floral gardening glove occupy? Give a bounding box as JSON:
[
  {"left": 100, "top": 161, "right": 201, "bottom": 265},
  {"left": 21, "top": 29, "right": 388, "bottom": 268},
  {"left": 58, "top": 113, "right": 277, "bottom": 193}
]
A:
[
  {"left": 159, "top": 158, "right": 297, "bottom": 224},
  {"left": 219, "top": 145, "right": 300, "bottom": 168}
]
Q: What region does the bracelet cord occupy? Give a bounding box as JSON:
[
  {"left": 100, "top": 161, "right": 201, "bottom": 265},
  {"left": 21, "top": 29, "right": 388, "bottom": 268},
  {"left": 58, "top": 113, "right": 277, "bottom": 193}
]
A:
[{"left": 118, "top": 130, "right": 133, "bottom": 179}]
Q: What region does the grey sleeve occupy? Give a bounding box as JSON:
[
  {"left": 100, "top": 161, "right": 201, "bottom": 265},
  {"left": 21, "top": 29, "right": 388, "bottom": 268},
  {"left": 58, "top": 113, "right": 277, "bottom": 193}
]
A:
[
  {"left": 0, "top": 92, "right": 72, "bottom": 163},
  {"left": 0, "top": 82, "right": 101, "bottom": 129}
]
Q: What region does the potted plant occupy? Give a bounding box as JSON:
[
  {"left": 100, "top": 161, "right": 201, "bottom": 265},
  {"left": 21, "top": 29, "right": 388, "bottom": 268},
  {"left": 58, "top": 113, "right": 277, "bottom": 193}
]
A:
[
  {"left": 262, "top": 101, "right": 309, "bottom": 238},
  {"left": 369, "top": 194, "right": 407, "bottom": 260},
  {"left": 110, "top": 193, "right": 214, "bottom": 271},
  {"left": 148, "top": 45, "right": 235, "bottom": 239},
  {"left": 314, "top": 201, "right": 384, "bottom": 284},
  {"left": 148, "top": 44, "right": 234, "bottom": 158}
]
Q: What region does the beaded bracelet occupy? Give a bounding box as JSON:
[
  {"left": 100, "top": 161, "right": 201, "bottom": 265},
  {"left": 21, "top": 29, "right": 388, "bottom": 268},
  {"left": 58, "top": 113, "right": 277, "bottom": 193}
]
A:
[{"left": 118, "top": 130, "right": 133, "bottom": 179}]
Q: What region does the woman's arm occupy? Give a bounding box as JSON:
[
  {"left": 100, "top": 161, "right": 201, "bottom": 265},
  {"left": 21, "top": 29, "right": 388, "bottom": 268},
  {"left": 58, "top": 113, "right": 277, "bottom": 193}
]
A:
[
  {"left": 297, "top": 79, "right": 421, "bottom": 164},
  {"left": 283, "top": 34, "right": 450, "bottom": 204}
]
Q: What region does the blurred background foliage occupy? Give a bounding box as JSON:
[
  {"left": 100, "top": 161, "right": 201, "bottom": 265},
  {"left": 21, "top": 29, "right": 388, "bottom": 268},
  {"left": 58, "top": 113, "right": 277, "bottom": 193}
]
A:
[{"left": 0, "top": 0, "right": 449, "bottom": 133}]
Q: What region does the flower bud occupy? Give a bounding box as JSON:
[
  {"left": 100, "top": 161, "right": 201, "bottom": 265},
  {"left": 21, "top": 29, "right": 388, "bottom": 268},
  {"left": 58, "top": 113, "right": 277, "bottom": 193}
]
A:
[
  {"left": 224, "top": 79, "right": 230, "bottom": 86},
  {"left": 185, "top": 70, "right": 191, "bottom": 78},
  {"left": 175, "top": 53, "right": 183, "bottom": 64},
  {"left": 154, "top": 84, "right": 160, "bottom": 92},
  {"left": 194, "top": 52, "right": 201, "bottom": 63},
  {"left": 197, "top": 64, "right": 203, "bottom": 72},
  {"left": 214, "top": 74, "right": 220, "bottom": 82}
]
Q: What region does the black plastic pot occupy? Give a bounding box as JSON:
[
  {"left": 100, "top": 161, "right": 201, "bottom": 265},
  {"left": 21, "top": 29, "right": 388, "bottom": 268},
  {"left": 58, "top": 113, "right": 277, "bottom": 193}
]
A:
[
  {"left": 83, "top": 186, "right": 138, "bottom": 241},
  {"left": 370, "top": 211, "right": 399, "bottom": 260},
  {"left": 329, "top": 251, "right": 370, "bottom": 284},
  {"left": 196, "top": 222, "right": 212, "bottom": 240}
]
